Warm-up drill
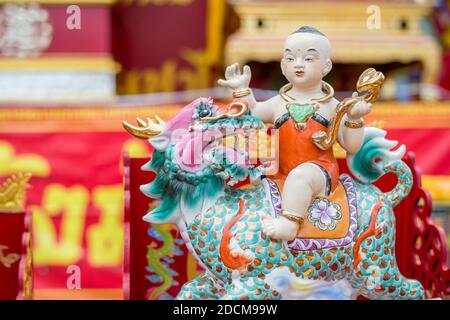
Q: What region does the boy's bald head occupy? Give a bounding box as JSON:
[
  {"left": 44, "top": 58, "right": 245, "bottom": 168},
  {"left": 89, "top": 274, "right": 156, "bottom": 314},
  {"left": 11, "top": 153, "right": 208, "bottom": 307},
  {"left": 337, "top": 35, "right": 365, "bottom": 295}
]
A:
[
  {"left": 292, "top": 26, "right": 327, "bottom": 37},
  {"left": 284, "top": 26, "right": 332, "bottom": 60}
]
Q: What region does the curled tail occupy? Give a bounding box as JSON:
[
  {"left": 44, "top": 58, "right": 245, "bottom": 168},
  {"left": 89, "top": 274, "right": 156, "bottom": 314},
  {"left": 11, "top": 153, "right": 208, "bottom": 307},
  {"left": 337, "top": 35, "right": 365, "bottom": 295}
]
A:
[{"left": 347, "top": 127, "right": 413, "bottom": 207}]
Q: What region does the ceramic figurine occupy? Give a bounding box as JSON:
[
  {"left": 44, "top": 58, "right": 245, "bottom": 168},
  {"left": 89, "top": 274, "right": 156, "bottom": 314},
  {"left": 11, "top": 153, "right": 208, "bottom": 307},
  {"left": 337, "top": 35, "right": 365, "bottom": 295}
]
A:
[{"left": 124, "top": 26, "right": 425, "bottom": 300}]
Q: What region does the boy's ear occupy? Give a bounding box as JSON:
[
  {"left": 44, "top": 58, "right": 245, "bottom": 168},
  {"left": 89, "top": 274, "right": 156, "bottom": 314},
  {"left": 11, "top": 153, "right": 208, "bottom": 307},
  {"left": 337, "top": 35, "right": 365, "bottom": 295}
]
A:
[{"left": 322, "top": 59, "right": 332, "bottom": 77}]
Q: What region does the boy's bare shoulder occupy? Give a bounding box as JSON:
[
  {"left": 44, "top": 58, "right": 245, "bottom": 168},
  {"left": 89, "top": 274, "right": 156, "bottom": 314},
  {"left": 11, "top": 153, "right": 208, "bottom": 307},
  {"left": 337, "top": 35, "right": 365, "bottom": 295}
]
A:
[
  {"left": 317, "top": 97, "right": 339, "bottom": 120},
  {"left": 261, "top": 94, "right": 284, "bottom": 106},
  {"left": 322, "top": 97, "right": 340, "bottom": 109},
  {"left": 265, "top": 94, "right": 288, "bottom": 120}
]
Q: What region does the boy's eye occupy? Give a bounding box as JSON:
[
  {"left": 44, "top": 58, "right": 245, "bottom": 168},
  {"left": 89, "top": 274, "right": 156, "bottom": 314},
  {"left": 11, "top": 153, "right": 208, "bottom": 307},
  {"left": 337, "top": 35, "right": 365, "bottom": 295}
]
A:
[
  {"left": 285, "top": 57, "right": 294, "bottom": 62},
  {"left": 305, "top": 57, "right": 314, "bottom": 62}
]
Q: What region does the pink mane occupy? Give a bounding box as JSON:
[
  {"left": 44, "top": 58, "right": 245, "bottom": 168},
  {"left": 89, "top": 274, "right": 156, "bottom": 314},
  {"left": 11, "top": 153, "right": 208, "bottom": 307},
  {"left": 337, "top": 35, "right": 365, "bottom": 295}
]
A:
[{"left": 164, "top": 98, "right": 211, "bottom": 132}]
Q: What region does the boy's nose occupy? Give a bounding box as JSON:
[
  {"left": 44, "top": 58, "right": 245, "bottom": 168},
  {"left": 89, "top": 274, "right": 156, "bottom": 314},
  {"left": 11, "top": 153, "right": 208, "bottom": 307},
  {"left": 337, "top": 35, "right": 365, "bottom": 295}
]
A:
[{"left": 294, "top": 58, "right": 305, "bottom": 68}]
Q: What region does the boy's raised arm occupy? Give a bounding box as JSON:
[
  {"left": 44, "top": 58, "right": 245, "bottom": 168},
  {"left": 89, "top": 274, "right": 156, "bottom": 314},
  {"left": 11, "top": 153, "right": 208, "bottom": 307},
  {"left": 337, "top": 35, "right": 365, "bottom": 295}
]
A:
[{"left": 218, "top": 63, "right": 273, "bottom": 123}]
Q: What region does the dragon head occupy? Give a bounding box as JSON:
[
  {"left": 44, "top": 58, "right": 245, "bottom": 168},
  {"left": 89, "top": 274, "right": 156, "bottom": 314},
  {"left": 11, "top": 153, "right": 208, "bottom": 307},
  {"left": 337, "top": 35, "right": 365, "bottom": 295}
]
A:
[{"left": 123, "top": 97, "right": 268, "bottom": 224}]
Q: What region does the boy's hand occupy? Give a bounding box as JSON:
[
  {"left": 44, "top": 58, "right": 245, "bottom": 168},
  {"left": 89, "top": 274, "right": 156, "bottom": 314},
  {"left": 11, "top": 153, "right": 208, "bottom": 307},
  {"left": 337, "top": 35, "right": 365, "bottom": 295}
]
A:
[
  {"left": 347, "top": 92, "right": 372, "bottom": 119},
  {"left": 218, "top": 63, "right": 251, "bottom": 91}
]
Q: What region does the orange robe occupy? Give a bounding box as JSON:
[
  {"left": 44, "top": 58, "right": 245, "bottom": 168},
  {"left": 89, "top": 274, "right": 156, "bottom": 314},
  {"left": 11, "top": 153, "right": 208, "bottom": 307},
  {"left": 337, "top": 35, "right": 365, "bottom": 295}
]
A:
[{"left": 270, "top": 112, "right": 339, "bottom": 195}]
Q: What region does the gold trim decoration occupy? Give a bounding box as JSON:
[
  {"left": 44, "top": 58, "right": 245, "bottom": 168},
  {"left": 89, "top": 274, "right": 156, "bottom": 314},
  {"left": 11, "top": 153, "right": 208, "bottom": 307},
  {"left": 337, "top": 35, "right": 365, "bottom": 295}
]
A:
[
  {"left": 0, "top": 244, "right": 20, "bottom": 268},
  {"left": 0, "top": 56, "right": 120, "bottom": 72},
  {"left": 279, "top": 209, "right": 304, "bottom": 226},
  {"left": 232, "top": 88, "right": 252, "bottom": 99},
  {"left": 279, "top": 81, "right": 333, "bottom": 131},
  {"left": 344, "top": 119, "right": 364, "bottom": 129},
  {"left": 279, "top": 81, "right": 334, "bottom": 104},
  {"left": 0, "top": 172, "right": 32, "bottom": 213}
]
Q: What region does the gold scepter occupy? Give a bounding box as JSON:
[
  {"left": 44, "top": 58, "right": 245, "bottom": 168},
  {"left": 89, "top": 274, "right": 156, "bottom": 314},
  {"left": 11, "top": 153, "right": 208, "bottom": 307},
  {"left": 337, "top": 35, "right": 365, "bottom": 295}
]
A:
[{"left": 311, "top": 68, "right": 385, "bottom": 151}]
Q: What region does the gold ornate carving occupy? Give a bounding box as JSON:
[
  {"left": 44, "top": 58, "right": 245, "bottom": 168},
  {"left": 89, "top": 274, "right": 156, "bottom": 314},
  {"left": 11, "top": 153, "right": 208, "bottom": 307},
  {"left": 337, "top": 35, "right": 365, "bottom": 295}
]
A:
[
  {"left": 0, "top": 244, "right": 20, "bottom": 268},
  {"left": 0, "top": 172, "right": 32, "bottom": 212}
]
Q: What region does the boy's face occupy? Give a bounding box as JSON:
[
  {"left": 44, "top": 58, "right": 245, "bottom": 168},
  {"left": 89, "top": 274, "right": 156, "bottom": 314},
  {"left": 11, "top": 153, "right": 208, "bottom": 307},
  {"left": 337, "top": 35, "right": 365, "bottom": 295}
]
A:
[{"left": 281, "top": 32, "right": 331, "bottom": 88}]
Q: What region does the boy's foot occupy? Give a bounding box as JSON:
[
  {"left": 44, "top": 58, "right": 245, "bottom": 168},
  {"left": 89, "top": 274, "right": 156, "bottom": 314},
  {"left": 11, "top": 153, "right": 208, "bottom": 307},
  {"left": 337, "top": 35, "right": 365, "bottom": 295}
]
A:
[{"left": 261, "top": 215, "right": 300, "bottom": 241}]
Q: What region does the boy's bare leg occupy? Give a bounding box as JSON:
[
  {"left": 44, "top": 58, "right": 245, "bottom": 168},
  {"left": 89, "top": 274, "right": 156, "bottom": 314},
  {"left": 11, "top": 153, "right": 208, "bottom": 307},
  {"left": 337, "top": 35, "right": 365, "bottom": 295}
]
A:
[{"left": 262, "top": 163, "right": 327, "bottom": 241}]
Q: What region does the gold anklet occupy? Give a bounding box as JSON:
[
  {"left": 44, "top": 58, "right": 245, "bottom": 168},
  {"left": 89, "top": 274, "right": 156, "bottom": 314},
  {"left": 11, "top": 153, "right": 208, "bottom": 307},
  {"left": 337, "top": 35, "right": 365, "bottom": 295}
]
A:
[{"left": 279, "top": 210, "right": 304, "bottom": 226}]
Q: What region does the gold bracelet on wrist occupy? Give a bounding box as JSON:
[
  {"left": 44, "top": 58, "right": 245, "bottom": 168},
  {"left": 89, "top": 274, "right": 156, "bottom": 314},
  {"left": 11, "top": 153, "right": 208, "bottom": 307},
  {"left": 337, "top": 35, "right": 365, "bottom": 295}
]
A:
[
  {"left": 233, "top": 88, "right": 251, "bottom": 99},
  {"left": 344, "top": 118, "right": 364, "bottom": 129},
  {"left": 279, "top": 210, "right": 304, "bottom": 226}
]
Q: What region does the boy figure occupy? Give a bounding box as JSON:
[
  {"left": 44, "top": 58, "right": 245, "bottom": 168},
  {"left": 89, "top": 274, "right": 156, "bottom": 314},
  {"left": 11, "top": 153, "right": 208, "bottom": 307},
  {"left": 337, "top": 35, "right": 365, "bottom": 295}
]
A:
[{"left": 218, "top": 26, "right": 372, "bottom": 241}]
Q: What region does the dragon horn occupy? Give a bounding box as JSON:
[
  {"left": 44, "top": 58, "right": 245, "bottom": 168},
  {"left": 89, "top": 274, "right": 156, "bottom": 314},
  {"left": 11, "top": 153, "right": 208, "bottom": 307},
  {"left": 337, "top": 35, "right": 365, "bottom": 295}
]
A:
[
  {"left": 154, "top": 115, "right": 166, "bottom": 125},
  {"left": 122, "top": 116, "right": 165, "bottom": 139},
  {"left": 136, "top": 117, "right": 148, "bottom": 127}
]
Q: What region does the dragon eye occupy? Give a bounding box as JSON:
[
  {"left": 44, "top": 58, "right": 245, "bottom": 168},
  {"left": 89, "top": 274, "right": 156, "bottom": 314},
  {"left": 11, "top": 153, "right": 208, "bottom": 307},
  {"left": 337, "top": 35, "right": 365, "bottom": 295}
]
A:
[{"left": 200, "top": 109, "right": 211, "bottom": 117}]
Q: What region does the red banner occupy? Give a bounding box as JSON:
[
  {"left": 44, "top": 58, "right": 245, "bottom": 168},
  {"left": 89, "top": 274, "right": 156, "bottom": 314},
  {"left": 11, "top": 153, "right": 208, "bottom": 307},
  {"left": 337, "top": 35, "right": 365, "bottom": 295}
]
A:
[{"left": 0, "top": 132, "right": 145, "bottom": 289}]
